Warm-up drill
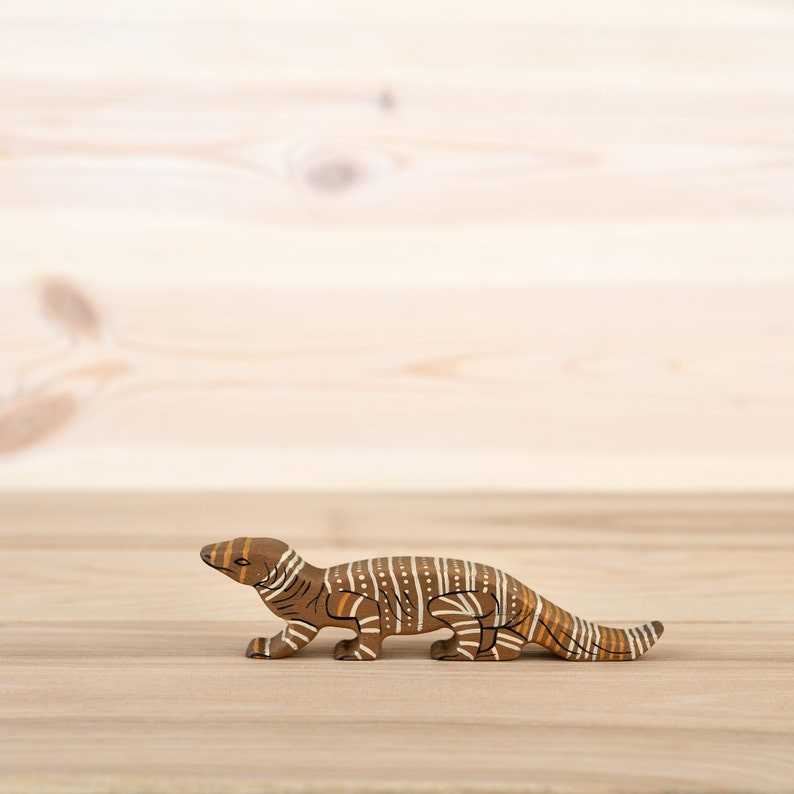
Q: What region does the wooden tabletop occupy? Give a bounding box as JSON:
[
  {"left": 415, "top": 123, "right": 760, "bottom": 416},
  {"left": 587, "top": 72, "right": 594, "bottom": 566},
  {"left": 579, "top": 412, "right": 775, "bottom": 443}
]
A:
[{"left": 2, "top": 493, "right": 792, "bottom": 793}]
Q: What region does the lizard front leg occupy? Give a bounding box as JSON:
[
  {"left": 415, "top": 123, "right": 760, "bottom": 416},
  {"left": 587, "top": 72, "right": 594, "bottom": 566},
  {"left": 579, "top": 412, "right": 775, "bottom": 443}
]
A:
[
  {"left": 246, "top": 619, "right": 319, "bottom": 659},
  {"left": 326, "top": 590, "right": 383, "bottom": 660}
]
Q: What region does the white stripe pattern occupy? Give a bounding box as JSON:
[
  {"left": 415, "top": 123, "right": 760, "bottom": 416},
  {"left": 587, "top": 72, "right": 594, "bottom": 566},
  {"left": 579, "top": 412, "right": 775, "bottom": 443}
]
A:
[
  {"left": 566, "top": 615, "right": 579, "bottom": 659},
  {"left": 387, "top": 556, "right": 403, "bottom": 634},
  {"left": 265, "top": 556, "right": 305, "bottom": 601},
  {"left": 464, "top": 591, "right": 481, "bottom": 616},
  {"left": 627, "top": 629, "right": 637, "bottom": 659},
  {"left": 258, "top": 548, "right": 292, "bottom": 590},
  {"left": 410, "top": 557, "right": 423, "bottom": 631},
  {"left": 527, "top": 596, "right": 543, "bottom": 642},
  {"left": 367, "top": 557, "right": 378, "bottom": 595}
]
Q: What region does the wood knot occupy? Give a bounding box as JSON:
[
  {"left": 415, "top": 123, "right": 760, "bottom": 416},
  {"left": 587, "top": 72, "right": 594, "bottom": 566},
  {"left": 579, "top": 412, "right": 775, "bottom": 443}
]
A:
[
  {"left": 377, "top": 88, "right": 396, "bottom": 113},
  {"left": 291, "top": 140, "right": 401, "bottom": 195},
  {"left": 304, "top": 158, "right": 361, "bottom": 193},
  {"left": 39, "top": 277, "right": 102, "bottom": 340},
  {"left": 0, "top": 392, "right": 77, "bottom": 455}
]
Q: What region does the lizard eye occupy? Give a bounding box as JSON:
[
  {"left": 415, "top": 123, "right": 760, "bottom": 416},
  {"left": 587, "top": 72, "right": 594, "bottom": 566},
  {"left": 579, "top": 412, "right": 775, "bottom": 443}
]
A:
[{"left": 234, "top": 557, "right": 251, "bottom": 566}]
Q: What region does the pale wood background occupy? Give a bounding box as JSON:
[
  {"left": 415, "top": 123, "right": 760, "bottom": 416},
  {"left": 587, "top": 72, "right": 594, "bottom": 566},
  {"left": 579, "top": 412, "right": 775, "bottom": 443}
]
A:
[{"left": 1, "top": 0, "right": 794, "bottom": 490}]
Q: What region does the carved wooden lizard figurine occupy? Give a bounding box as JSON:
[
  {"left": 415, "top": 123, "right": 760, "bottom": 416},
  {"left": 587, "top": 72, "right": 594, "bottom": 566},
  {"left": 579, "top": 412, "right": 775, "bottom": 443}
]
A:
[{"left": 201, "top": 537, "right": 664, "bottom": 661}]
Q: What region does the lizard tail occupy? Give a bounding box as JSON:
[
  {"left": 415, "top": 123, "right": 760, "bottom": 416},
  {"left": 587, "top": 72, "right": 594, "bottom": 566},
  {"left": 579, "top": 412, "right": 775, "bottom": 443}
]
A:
[{"left": 526, "top": 595, "right": 663, "bottom": 661}]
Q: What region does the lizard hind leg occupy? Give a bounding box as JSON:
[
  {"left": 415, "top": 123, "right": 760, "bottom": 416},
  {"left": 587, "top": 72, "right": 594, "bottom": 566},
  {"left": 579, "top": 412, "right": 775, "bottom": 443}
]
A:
[
  {"left": 475, "top": 627, "right": 527, "bottom": 661},
  {"left": 427, "top": 591, "right": 496, "bottom": 661}
]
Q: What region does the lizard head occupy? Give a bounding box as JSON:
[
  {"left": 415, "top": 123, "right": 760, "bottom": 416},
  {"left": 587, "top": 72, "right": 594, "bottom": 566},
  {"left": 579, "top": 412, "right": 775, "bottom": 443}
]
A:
[{"left": 200, "top": 537, "right": 289, "bottom": 586}]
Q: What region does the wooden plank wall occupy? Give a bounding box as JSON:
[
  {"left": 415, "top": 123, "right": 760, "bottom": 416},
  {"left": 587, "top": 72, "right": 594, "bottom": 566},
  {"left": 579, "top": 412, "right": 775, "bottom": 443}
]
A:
[{"left": 2, "top": 0, "right": 794, "bottom": 491}]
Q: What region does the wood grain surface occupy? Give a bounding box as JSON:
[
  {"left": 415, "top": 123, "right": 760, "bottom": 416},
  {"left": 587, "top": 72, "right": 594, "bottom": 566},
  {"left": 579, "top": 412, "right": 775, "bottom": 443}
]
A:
[
  {"left": 2, "top": 0, "right": 794, "bottom": 491},
  {"left": 2, "top": 493, "right": 793, "bottom": 793},
  {"left": 2, "top": 3, "right": 793, "bottom": 790}
]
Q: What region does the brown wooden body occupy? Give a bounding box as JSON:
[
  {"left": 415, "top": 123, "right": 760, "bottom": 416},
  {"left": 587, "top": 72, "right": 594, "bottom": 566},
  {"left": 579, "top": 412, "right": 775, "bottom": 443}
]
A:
[{"left": 201, "top": 537, "right": 663, "bottom": 661}]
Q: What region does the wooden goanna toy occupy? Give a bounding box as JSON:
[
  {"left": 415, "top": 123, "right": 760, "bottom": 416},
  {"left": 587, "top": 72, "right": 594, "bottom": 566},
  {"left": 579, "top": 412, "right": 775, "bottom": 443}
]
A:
[{"left": 201, "top": 537, "right": 664, "bottom": 661}]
